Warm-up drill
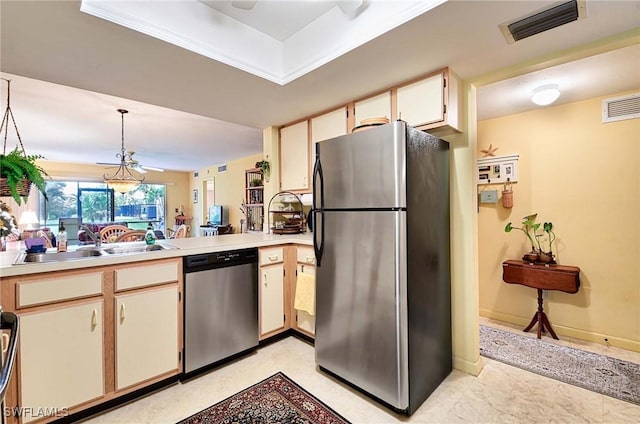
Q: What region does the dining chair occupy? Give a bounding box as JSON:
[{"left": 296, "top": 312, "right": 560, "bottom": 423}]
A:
[
  {"left": 169, "top": 224, "right": 188, "bottom": 239},
  {"left": 99, "top": 225, "right": 130, "bottom": 243},
  {"left": 114, "top": 230, "right": 147, "bottom": 243}
]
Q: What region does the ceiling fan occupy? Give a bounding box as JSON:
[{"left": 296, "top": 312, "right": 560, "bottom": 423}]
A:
[
  {"left": 98, "top": 150, "right": 164, "bottom": 174},
  {"left": 97, "top": 109, "right": 164, "bottom": 173}
]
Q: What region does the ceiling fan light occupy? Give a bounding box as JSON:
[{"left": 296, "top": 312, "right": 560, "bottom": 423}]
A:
[
  {"left": 103, "top": 109, "right": 145, "bottom": 193},
  {"left": 531, "top": 84, "right": 560, "bottom": 106},
  {"left": 105, "top": 179, "right": 141, "bottom": 194}
]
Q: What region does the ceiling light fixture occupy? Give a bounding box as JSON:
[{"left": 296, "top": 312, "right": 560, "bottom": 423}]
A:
[
  {"left": 337, "top": 0, "right": 364, "bottom": 14},
  {"left": 531, "top": 84, "right": 560, "bottom": 106},
  {"left": 103, "top": 109, "right": 144, "bottom": 194}
]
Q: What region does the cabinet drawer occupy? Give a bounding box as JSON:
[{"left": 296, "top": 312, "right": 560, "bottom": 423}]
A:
[
  {"left": 115, "top": 260, "right": 179, "bottom": 291},
  {"left": 17, "top": 272, "right": 103, "bottom": 308},
  {"left": 296, "top": 246, "right": 315, "bottom": 265},
  {"left": 260, "top": 247, "right": 284, "bottom": 266}
]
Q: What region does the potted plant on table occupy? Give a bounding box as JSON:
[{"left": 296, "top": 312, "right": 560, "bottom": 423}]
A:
[
  {"left": 538, "top": 222, "right": 556, "bottom": 264},
  {"left": 505, "top": 213, "right": 557, "bottom": 264},
  {"left": 505, "top": 213, "right": 540, "bottom": 262},
  {"left": 0, "top": 147, "right": 49, "bottom": 206}
]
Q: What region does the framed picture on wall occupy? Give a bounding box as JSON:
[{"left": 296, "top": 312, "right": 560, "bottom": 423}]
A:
[{"left": 193, "top": 189, "right": 198, "bottom": 204}]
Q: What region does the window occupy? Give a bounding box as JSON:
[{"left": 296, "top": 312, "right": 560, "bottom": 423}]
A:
[{"left": 40, "top": 181, "right": 166, "bottom": 235}]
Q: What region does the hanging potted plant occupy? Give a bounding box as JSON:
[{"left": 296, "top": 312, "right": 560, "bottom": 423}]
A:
[
  {"left": 0, "top": 79, "right": 49, "bottom": 205},
  {"left": 0, "top": 147, "right": 49, "bottom": 205},
  {"left": 255, "top": 159, "right": 271, "bottom": 181}
]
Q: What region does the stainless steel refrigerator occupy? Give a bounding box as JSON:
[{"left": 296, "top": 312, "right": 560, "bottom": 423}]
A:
[{"left": 312, "top": 120, "right": 451, "bottom": 415}]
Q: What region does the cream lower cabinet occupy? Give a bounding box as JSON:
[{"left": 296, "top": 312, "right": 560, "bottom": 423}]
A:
[
  {"left": 259, "top": 246, "right": 286, "bottom": 339},
  {"left": 2, "top": 258, "right": 182, "bottom": 424},
  {"left": 115, "top": 285, "right": 179, "bottom": 390},
  {"left": 260, "top": 266, "right": 285, "bottom": 337},
  {"left": 293, "top": 245, "right": 316, "bottom": 337},
  {"left": 19, "top": 299, "right": 104, "bottom": 423}
]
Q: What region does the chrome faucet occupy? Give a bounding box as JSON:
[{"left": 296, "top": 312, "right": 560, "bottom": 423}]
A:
[{"left": 79, "top": 224, "right": 101, "bottom": 247}]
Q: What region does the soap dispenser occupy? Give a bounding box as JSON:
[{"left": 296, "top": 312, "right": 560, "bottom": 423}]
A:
[
  {"left": 144, "top": 222, "right": 156, "bottom": 245},
  {"left": 57, "top": 223, "right": 67, "bottom": 252}
]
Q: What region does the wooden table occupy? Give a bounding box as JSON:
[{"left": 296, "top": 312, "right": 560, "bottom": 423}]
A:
[{"left": 502, "top": 260, "right": 580, "bottom": 339}]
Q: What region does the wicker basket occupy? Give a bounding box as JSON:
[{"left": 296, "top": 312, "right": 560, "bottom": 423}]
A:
[{"left": 0, "top": 177, "right": 32, "bottom": 199}]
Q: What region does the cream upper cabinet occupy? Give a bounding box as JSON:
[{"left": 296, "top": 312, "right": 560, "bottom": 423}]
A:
[
  {"left": 396, "top": 69, "right": 460, "bottom": 132},
  {"left": 115, "top": 285, "right": 179, "bottom": 391},
  {"left": 280, "top": 120, "right": 310, "bottom": 192},
  {"left": 19, "top": 300, "right": 104, "bottom": 422},
  {"left": 354, "top": 92, "right": 392, "bottom": 126},
  {"left": 311, "top": 107, "right": 347, "bottom": 144}
]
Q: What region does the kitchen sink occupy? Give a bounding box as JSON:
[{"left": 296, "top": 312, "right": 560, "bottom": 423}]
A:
[
  {"left": 13, "top": 243, "right": 178, "bottom": 265},
  {"left": 15, "top": 249, "right": 104, "bottom": 264},
  {"left": 101, "top": 244, "right": 173, "bottom": 255}
]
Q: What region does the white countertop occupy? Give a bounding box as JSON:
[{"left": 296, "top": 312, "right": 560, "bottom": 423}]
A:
[{"left": 0, "top": 233, "right": 313, "bottom": 277}]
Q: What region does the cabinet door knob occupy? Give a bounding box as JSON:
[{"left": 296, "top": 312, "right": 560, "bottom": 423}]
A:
[
  {"left": 120, "top": 304, "right": 126, "bottom": 323},
  {"left": 91, "top": 309, "right": 98, "bottom": 331},
  {"left": 268, "top": 255, "right": 279, "bottom": 261},
  {"left": 263, "top": 273, "right": 268, "bottom": 287}
]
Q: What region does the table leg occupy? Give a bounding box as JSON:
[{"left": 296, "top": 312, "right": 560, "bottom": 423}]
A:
[{"left": 522, "top": 289, "right": 559, "bottom": 340}]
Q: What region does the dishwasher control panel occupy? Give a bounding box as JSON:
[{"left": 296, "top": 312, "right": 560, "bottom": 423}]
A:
[{"left": 184, "top": 248, "right": 258, "bottom": 272}]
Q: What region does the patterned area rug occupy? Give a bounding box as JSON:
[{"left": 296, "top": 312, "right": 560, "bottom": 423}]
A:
[
  {"left": 178, "top": 372, "right": 350, "bottom": 424},
  {"left": 480, "top": 325, "right": 640, "bottom": 405}
]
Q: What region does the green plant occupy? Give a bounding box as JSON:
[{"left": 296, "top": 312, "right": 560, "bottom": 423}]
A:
[
  {"left": 0, "top": 201, "right": 17, "bottom": 238},
  {"left": 255, "top": 160, "right": 270, "bottom": 180},
  {"left": 250, "top": 178, "right": 263, "bottom": 187},
  {"left": 542, "top": 222, "right": 556, "bottom": 254},
  {"left": 504, "top": 213, "right": 540, "bottom": 252},
  {"left": 0, "top": 147, "right": 49, "bottom": 205}
]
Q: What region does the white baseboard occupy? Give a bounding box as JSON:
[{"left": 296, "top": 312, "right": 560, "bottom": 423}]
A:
[{"left": 480, "top": 309, "right": 640, "bottom": 353}]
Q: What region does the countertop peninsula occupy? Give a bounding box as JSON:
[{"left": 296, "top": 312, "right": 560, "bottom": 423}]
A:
[{"left": 0, "top": 232, "right": 313, "bottom": 277}]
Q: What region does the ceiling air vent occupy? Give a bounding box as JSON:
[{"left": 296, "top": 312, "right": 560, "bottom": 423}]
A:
[
  {"left": 500, "top": 0, "right": 586, "bottom": 44},
  {"left": 602, "top": 93, "right": 640, "bottom": 123},
  {"left": 217, "top": 164, "right": 227, "bottom": 173}
]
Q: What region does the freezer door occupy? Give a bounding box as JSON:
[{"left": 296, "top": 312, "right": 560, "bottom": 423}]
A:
[
  {"left": 315, "top": 210, "right": 408, "bottom": 410},
  {"left": 316, "top": 122, "right": 407, "bottom": 209}
]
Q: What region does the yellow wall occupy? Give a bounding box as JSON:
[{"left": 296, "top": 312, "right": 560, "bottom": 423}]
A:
[
  {"left": 26, "top": 161, "right": 191, "bottom": 231},
  {"left": 477, "top": 90, "right": 640, "bottom": 351},
  {"left": 190, "top": 153, "right": 263, "bottom": 234}
]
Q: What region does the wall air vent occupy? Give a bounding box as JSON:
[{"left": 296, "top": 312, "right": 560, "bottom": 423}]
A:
[
  {"left": 602, "top": 93, "right": 640, "bottom": 123},
  {"left": 500, "top": 0, "right": 586, "bottom": 44},
  {"left": 217, "top": 164, "right": 227, "bottom": 173}
]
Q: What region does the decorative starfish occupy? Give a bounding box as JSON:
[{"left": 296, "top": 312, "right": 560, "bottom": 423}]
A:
[{"left": 481, "top": 144, "right": 499, "bottom": 157}]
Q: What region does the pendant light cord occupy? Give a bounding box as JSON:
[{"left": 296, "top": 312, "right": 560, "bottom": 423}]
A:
[{"left": 1, "top": 78, "right": 27, "bottom": 156}]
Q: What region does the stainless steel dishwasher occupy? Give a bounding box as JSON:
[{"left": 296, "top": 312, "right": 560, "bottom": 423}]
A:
[{"left": 183, "top": 248, "right": 258, "bottom": 377}]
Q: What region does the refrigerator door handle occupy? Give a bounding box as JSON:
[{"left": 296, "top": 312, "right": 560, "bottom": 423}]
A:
[{"left": 313, "top": 154, "right": 324, "bottom": 266}]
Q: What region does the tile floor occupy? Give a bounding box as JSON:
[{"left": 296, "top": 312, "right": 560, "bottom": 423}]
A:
[{"left": 84, "top": 320, "right": 640, "bottom": 424}]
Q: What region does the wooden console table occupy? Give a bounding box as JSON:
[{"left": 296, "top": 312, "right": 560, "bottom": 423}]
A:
[{"left": 502, "top": 260, "right": 580, "bottom": 339}]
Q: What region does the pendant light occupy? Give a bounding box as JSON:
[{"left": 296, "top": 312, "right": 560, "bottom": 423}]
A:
[{"left": 103, "top": 109, "right": 144, "bottom": 194}]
